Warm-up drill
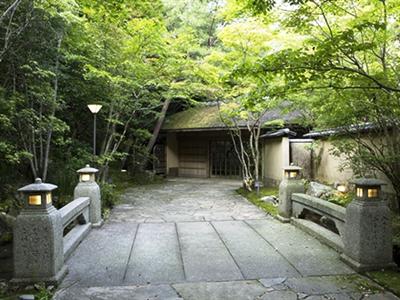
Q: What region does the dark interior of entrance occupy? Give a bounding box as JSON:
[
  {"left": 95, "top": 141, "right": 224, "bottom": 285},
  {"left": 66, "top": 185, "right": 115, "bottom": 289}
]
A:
[{"left": 210, "top": 141, "right": 241, "bottom": 178}]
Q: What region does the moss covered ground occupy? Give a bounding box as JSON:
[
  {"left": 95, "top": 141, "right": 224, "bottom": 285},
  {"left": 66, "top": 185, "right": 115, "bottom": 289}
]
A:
[
  {"left": 367, "top": 270, "right": 400, "bottom": 296},
  {"left": 236, "top": 187, "right": 279, "bottom": 216}
]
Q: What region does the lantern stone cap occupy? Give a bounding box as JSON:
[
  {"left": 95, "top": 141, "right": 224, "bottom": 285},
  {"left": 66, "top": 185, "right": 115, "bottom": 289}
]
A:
[
  {"left": 77, "top": 164, "right": 98, "bottom": 174},
  {"left": 18, "top": 178, "right": 58, "bottom": 192},
  {"left": 283, "top": 165, "right": 302, "bottom": 171},
  {"left": 350, "top": 178, "right": 387, "bottom": 186}
]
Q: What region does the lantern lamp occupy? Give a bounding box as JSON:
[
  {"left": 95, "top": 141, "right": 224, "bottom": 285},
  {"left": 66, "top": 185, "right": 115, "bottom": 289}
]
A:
[
  {"left": 351, "top": 178, "right": 386, "bottom": 201},
  {"left": 87, "top": 104, "right": 103, "bottom": 114},
  {"left": 283, "top": 165, "right": 302, "bottom": 180},
  {"left": 278, "top": 164, "right": 304, "bottom": 222},
  {"left": 18, "top": 178, "right": 57, "bottom": 209},
  {"left": 77, "top": 164, "right": 98, "bottom": 183},
  {"left": 87, "top": 104, "right": 103, "bottom": 155},
  {"left": 336, "top": 184, "right": 348, "bottom": 193},
  {"left": 74, "top": 164, "right": 102, "bottom": 226},
  {"left": 13, "top": 178, "right": 66, "bottom": 285}
]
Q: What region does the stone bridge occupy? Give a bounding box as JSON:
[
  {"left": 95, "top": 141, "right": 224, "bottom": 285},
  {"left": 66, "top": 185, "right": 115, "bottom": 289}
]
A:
[{"left": 53, "top": 179, "right": 397, "bottom": 299}]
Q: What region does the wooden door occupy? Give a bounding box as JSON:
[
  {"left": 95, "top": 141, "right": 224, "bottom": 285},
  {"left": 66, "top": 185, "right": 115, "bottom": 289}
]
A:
[
  {"left": 178, "top": 140, "right": 208, "bottom": 177},
  {"left": 210, "top": 140, "right": 241, "bottom": 178}
]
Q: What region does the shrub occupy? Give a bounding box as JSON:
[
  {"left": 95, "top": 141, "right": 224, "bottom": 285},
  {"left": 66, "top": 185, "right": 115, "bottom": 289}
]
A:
[
  {"left": 326, "top": 192, "right": 354, "bottom": 207},
  {"left": 99, "top": 182, "right": 119, "bottom": 212}
]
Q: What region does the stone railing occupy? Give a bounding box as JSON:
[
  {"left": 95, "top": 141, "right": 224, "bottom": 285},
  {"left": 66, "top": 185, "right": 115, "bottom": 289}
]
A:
[
  {"left": 278, "top": 166, "right": 396, "bottom": 272},
  {"left": 59, "top": 197, "right": 91, "bottom": 259},
  {"left": 291, "top": 193, "right": 345, "bottom": 252},
  {"left": 12, "top": 165, "right": 102, "bottom": 285}
]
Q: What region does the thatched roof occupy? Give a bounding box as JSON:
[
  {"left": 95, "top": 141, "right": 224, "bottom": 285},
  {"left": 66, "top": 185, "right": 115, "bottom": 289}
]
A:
[
  {"left": 303, "top": 122, "right": 377, "bottom": 138},
  {"left": 162, "top": 103, "right": 303, "bottom": 132},
  {"left": 163, "top": 106, "right": 223, "bottom": 131}
]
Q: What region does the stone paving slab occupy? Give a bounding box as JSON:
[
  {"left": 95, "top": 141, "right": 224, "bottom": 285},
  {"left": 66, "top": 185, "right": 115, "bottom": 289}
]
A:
[
  {"left": 124, "top": 223, "right": 185, "bottom": 284},
  {"left": 59, "top": 222, "right": 138, "bottom": 287},
  {"left": 111, "top": 179, "right": 267, "bottom": 223},
  {"left": 284, "top": 275, "right": 368, "bottom": 294},
  {"left": 246, "top": 219, "right": 355, "bottom": 276},
  {"left": 54, "top": 276, "right": 400, "bottom": 300},
  {"left": 258, "top": 290, "right": 298, "bottom": 300},
  {"left": 211, "top": 220, "right": 301, "bottom": 279},
  {"left": 177, "top": 221, "right": 244, "bottom": 282},
  {"left": 172, "top": 280, "right": 268, "bottom": 300},
  {"left": 279, "top": 275, "right": 398, "bottom": 300},
  {"left": 54, "top": 179, "right": 400, "bottom": 300},
  {"left": 54, "top": 284, "right": 182, "bottom": 300}
]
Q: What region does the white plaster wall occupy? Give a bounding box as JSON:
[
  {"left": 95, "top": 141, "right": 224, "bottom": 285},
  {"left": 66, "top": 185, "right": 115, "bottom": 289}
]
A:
[
  {"left": 290, "top": 140, "right": 313, "bottom": 179},
  {"left": 262, "top": 137, "right": 290, "bottom": 186},
  {"left": 314, "top": 139, "right": 395, "bottom": 196},
  {"left": 314, "top": 140, "right": 353, "bottom": 184}
]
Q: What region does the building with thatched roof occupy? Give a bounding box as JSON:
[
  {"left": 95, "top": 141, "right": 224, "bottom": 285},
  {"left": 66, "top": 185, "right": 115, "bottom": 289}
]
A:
[{"left": 156, "top": 103, "right": 304, "bottom": 178}]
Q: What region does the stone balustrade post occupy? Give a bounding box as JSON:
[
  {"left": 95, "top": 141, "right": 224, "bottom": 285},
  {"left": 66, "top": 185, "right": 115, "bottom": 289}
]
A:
[
  {"left": 12, "top": 178, "right": 67, "bottom": 285},
  {"left": 341, "top": 178, "right": 396, "bottom": 271},
  {"left": 278, "top": 165, "right": 305, "bottom": 223},
  {"left": 74, "top": 164, "right": 103, "bottom": 227}
]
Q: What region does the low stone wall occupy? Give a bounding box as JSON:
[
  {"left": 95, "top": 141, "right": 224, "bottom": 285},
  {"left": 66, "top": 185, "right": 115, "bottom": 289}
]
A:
[
  {"left": 12, "top": 165, "right": 103, "bottom": 285},
  {"left": 291, "top": 193, "right": 345, "bottom": 252},
  {"left": 278, "top": 175, "right": 395, "bottom": 271},
  {"left": 60, "top": 197, "right": 91, "bottom": 259}
]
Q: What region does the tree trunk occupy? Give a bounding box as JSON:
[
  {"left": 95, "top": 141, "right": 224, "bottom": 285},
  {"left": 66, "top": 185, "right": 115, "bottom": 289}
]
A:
[
  {"left": 139, "top": 98, "right": 171, "bottom": 170},
  {"left": 146, "top": 98, "right": 171, "bottom": 154},
  {"left": 42, "top": 35, "right": 63, "bottom": 181}
]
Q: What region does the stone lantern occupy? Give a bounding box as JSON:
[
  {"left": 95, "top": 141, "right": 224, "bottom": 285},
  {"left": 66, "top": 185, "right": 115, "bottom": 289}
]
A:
[
  {"left": 13, "top": 178, "right": 67, "bottom": 284},
  {"left": 278, "top": 165, "right": 304, "bottom": 222},
  {"left": 74, "top": 164, "right": 102, "bottom": 227},
  {"left": 341, "top": 178, "right": 395, "bottom": 271},
  {"left": 19, "top": 178, "right": 57, "bottom": 209},
  {"left": 284, "top": 165, "right": 302, "bottom": 180},
  {"left": 353, "top": 178, "right": 383, "bottom": 200}
]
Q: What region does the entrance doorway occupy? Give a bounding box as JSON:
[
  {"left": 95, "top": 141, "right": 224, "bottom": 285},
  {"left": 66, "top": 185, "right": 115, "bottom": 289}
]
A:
[{"left": 210, "top": 140, "right": 241, "bottom": 178}]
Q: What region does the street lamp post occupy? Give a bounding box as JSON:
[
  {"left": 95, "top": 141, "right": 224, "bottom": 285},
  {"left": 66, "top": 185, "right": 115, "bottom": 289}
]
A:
[{"left": 87, "top": 104, "right": 102, "bottom": 155}]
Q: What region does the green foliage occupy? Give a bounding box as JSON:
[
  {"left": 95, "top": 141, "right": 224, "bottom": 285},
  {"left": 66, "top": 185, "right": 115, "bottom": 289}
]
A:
[
  {"left": 0, "top": 231, "right": 12, "bottom": 244},
  {"left": 367, "top": 270, "right": 400, "bottom": 297},
  {"left": 99, "top": 182, "right": 119, "bottom": 212},
  {"left": 325, "top": 192, "right": 354, "bottom": 207},
  {"left": 393, "top": 214, "right": 400, "bottom": 248},
  {"left": 1, "top": 0, "right": 400, "bottom": 210},
  {"left": 225, "top": 0, "right": 400, "bottom": 208},
  {"left": 0, "top": 0, "right": 220, "bottom": 204},
  {"left": 263, "top": 119, "right": 284, "bottom": 128},
  {"left": 0, "top": 283, "right": 54, "bottom": 300},
  {"left": 237, "top": 187, "right": 279, "bottom": 216},
  {"left": 35, "top": 284, "right": 54, "bottom": 300}
]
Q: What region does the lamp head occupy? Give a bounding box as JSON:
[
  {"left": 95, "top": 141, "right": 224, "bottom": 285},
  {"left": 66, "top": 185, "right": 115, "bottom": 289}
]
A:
[
  {"left": 77, "top": 164, "right": 98, "bottom": 183},
  {"left": 351, "top": 178, "right": 386, "bottom": 201},
  {"left": 336, "top": 184, "right": 348, "bottom": 193},
  {"left": 87, "top": 104, "right": 103, "bottom": 114},
  {"left": 18, "top": 178, "right": 57, "bottom": 209},
  {"left": 283, "top": 165, "right": 302, "bottom": 180}
]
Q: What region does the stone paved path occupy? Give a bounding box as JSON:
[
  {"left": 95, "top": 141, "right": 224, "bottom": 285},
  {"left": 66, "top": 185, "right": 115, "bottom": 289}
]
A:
[{"left": 54, "top": 179, "right": 399, "bottom": 300}]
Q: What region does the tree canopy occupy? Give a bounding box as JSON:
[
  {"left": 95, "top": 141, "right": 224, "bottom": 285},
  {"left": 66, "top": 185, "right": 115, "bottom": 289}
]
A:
[{"left": 1, "top": 0, "right": 399, "bottom": 207}]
